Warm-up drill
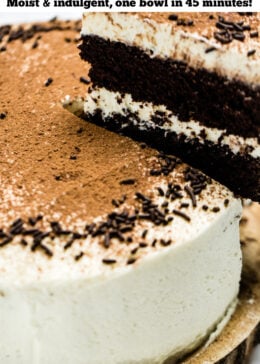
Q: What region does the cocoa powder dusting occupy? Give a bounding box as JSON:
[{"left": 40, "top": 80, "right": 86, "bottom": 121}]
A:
[{"left": 0, "top": 20, "right": 171, "bottom": 228}]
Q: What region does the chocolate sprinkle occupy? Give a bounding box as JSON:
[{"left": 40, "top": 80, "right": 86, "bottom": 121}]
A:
[
  {"left": 168, "top": 14, "right": 178, "bottom": 21},
  {"left": 77, "top": 127, "right": 84, "bottom": 134},
  {"left": 0, "top": 236, "right": 12, "bottom": 248},
  {"left": 79, "top": 76, "right": 91, "bottom": 85},
  {"left": 139, "top": 242, "right": 148, "bottom": 248},
  {"left": 135, "top": 192, "right": 149, "bottom": 202},
  {"left": 104, "top": 232, "right": 110, "bottom": 248},
  {"left": 214, "top": 31, "right": 232, "bottom": 44},
  {"left": 250, "top": 31, "right": 259, "bottom": 38},
  {"left": 39, "top": 244, "right": 53, "bottom": 257},
  {"left": 127, "top": 257, "right": 136, "bottom": 265},
  {"left": 28, "top": 217, "right": 37, "bottom": 226},
  {"left": 0, "top": 25, "right": 11, "bottom": 42},
  {"left": 238, "top": 12, "right": 253, "bottom": 16},
  {"left": 152, "top": 239, "right": 157, "bottom": 247},
  {"left": 180, "top": 202, "right": 189, "bottom": 208},
  {"left": 131, "top": 247, "right": 139, "bottom": 254},
  {"left": 9, "top": 224, "right": 24, "bottom": 235},
  {"left": 141, "top": 229, "right": 148, "bottom": 239},
  {"left": 160, "top": 239, "right": 171, "bottom": 247},
  {"left": 9, "top": 219, "right": 24, "bottom": 235},
  {"left": 102, "top": 258, "right": 116, "bottom": 265},
  {"left": 161, "top": 201, "right": 168, "bottom": 208},
  {"left": 75, "top": 252, "right": 84, "bottom": 261},
  {"left": 184, "top": 185, "right": 197, "bottom": 207},
  {"left": 64, "top": 237, "right": 75, "bottom": 250},
  {"left": 232, "top": 32, "right": 245, "bottom": 41},
  {"left": 216, "top": 22, "right": 234, "bottom": 30},
  {"left": 247, "top": 49, "right": 256, "bottom": 57},
  {"left": 20, "top": 239, "right": 28, "bottom": 246},
  {"left": 224, "top": 199, "right": 230, "bottom": 207},
  {"left": 112, "top": 199, "right": 120, "bottom": 208},
  {"left": 10, "top": 218, "right": 23, "bottom": 228},
  {"left": 242, "top": 25, "right": 251, "bottom": 31},
  {"left": 0, "top": 230, "right": 7, "bottom": 238},
  {"left": 44, "top": 77, "right": 53, "bottom": 87},
  {"left": 172, "top": 209, "right": 191, "bottom": 222},
  {"left": 205, "top": 46, "right": 217, "bottom": 54},
  {"left": 233, "top": 23, "right": 244, "bottom": 32},
  {"left": 22, "top": 228, "right": 39, "bottom": 236},
  {"left": 28, "top": 214, "right": 43, "bottom": 226},
  {"left": 32, "top": 40, "right": 39, "bottom": 49},
  {"left": 120, "top": 178, "right": 136, "bottom": 185},
  {"left": 50, "top": 221, "right": 62, "bottom": 234},
  {"left": 157, "top": 187, "right": 164, "bottom": 197},
  {"left": 176, "top": 19, "right": 193, "bottom": 27}
]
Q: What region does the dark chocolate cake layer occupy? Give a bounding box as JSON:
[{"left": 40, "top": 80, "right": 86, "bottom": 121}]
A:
[
  {"left": 79, "top": 35, "right": 260, "bottom": 140},
  {"left": 82, "top": 109, "right": 260, "bottom": 202}
]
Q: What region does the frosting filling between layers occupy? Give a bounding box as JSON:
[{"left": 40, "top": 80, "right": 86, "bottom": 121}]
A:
[{"left": 79, "top": 88, "right": 260, "bottom": 159}]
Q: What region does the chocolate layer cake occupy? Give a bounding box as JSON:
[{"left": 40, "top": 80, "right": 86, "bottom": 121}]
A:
[
  {"left": 79, "top": 12, "right": 260, "bottom": 202},
  {"left": 0, "top": 18, "right": 259, "bottom": 364}
]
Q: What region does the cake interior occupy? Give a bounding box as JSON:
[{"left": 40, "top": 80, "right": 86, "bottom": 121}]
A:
[{"left": 77, "top": 12, "right": 260, "bottom": 202}]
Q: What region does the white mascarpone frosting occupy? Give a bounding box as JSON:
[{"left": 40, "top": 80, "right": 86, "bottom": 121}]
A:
[
  {"left": 82, "top": 87, "right": 260, "bottom": 159},
  {"left": 0, "top": 173, "right": 242, "bottom": 363}
]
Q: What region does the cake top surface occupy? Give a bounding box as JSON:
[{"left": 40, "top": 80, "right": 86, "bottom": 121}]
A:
[
  {"left": 139, "top": 13, "right": 258, "bottom": 36},
  {"left": 145, "top": 12, "right": 259, "bottom": 56},
  {"left": 82, "top": 12, "right": 260, "bottom": 54},
  {"left": 0, "top": 19, "right": 237, "bottom": 285}
]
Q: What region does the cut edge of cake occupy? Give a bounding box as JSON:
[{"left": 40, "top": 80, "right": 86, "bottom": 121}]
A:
[{"left": 78, "top": 12, "right": 260, "bottom": 202}]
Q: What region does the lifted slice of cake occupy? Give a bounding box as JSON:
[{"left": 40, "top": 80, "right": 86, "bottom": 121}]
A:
[{"left": 79, "top": 12, "right": 260, "bottom": 202}]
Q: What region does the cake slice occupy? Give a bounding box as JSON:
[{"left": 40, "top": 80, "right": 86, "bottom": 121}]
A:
[{"left": 79, "top": 12, "right": 260, "bottom": 202}]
